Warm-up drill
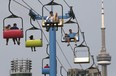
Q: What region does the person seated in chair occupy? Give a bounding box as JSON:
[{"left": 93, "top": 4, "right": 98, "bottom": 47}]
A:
[
  {"left": 44, "top": 64, "right": 50, "bottom": 76},
  {"left": 4, "top": 24, "right": 11, "bottom": 45},
  {"left": 10, "top": 23, "right": 20, "bottom": 45},
  {"left": 53, "top": 12, "right": 59, "bottom": 22},
  {"left": 53, "top": 12, "right": 59, "bottom": 30},
  {"left": 67, "top": 29, "right": 77, "bottom": 46},
  {"left": 45, "top": 11, "right": 54, "bottom": 31},
  {"left": 63, "top": 33, "right": 70, "bottom": 44},
  {"left": 44, "top": 64, "right": 50, "bottom": 68},
  {"left": 29, "top": 35, "right": 36, "bottom": 52},
  {"left": 46, "top": 11, "right": 54, "bottom": 22}
]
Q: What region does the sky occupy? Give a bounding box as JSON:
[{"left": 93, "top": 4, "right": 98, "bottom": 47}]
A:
[{"left": 0, "top": 0, "right": 115, "bottom": 76}]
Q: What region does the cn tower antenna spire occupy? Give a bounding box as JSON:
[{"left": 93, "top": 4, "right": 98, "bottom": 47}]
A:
[
  {"left": 101, "top": 0, "right": 105, "bottom": 28},
  {"left": 97, "top": 0, "right": 111, "bottom": 76}
]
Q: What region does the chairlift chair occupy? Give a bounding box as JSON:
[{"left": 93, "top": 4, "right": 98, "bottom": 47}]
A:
[
  {"left": 74, "top": 32, "right": 90, "bottom": 64},
  {"left": 61, "top": 5, "right": 80, "bottom": 42},
  {"left": 25, "top": 27, "right": 43, "bottom": 47},
  {"left": 3, "top": 0, "right": 23, "bottom": 39},
  {"left": 61, "top": 22, "right": 80, "bottom": 42},
  {"left": 42, "top": 56, "right": 50, "bottom": 74},
  {"left": 74, "top": 44, "right": 90, "bottom": 64},
  {"left": 3, "top": 14, "right": 24, "bottom": 39},
  {"left": 42, "top": 1, "right": 64, "bottom": 29}
]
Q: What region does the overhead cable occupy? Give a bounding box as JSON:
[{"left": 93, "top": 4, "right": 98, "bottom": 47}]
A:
[
  {"left": 63, "top": 0, "right": 70, "bottom": 8},
  {"left": 13, "top": 0, "right": 30, "bottom": 10},
  {"left": 56, "top": 41, "right": 72, "bottom": 68},
  {"left": 22, "top": 0, "right": 40, "bottom": 16},
  {"left": 38, "top": 0, "right": 49, "bottom": 12}
]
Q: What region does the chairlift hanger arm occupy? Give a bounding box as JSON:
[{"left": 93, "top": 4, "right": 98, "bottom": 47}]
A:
[
  {"left": 90, "top": 55, "right": 95, "bottom": 68},
  {"left": 60, "top": 66, "right": 63, "bottom": 76},
  {"left": 30, "top": 17, "right": 36, "bottom": 28},
  {"left": 8, "top": 0, "right": 21, "bottom": 18},
  {"left": 46, "top": 44, "right": 50, "bottom": 56},
  {"left": 77, "top": 32, "right": 86, "bottom": 46},
  {"left": 9, "top": 0, "right": 14, "bottom": 15}
]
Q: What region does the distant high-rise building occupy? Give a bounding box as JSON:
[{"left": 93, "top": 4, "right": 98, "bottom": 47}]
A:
[
  {"left": 87, "top": 67, "right": 101, "bottom": 76},
  {"left": 67, "top": 68, "right": 88, "bottom": 76},
  {"left": 67, "top": 68, "right": 100, "bottom": 76},
  {"left": 10, "top": 59, "right": 32, "bottom": 76}
]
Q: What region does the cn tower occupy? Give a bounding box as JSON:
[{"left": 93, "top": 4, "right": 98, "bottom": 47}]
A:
[{"left": 97, "top": 0, "right": 111, "bottom": 76}]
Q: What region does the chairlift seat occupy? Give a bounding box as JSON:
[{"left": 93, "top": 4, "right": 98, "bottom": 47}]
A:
[
  {"left": 62, "top": 35, "right": 79, "bottom": 42},
  {"left": 42, "top": 19, "right": 63, "bottom": 27},
  {"left": 74, "top": 57, "right": 90, "bottom": 63},
  {"left": 25, "top": 39, "right": 42, "bottom": 47},
  {"left": 42, "top": 68, "right": 50, "bottom": 74},
  {"left": 3, "top": 30, "right": 23, "bottom": 38}
]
